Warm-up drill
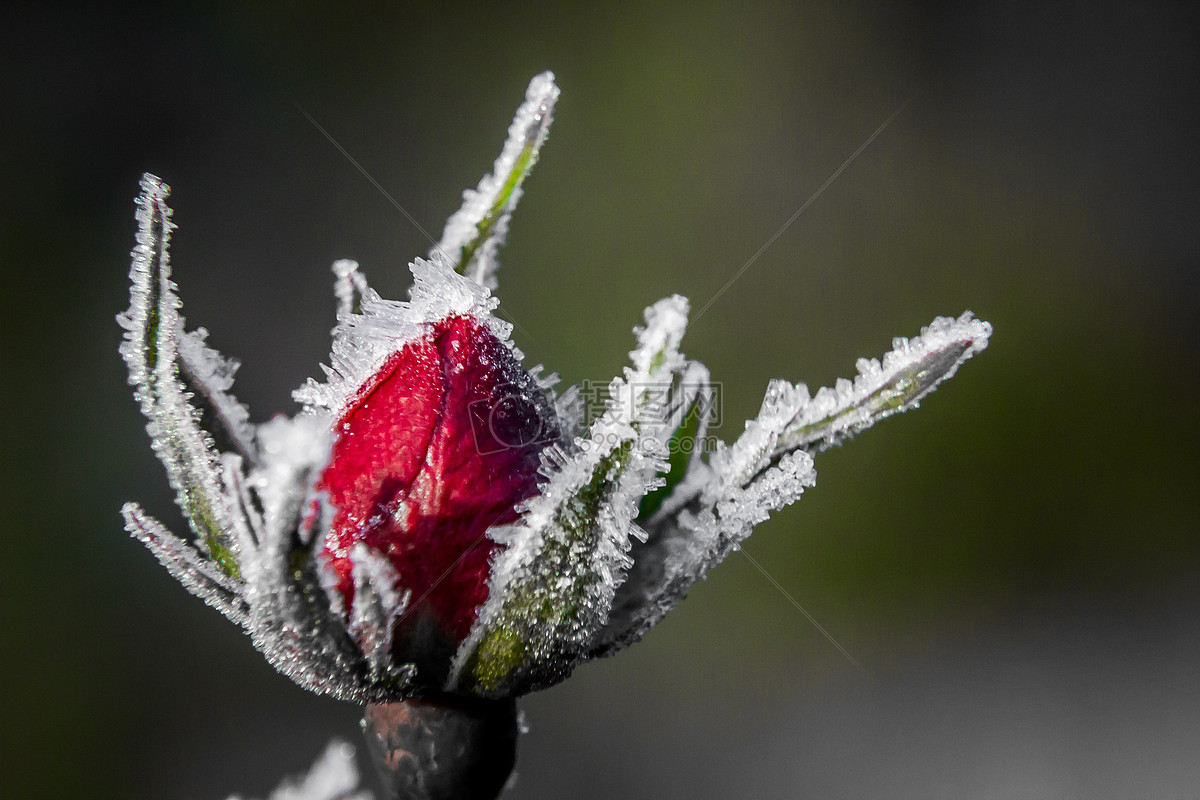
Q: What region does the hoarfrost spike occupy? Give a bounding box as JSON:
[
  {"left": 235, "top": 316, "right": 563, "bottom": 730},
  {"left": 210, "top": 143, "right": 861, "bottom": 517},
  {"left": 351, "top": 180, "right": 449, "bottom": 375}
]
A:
[
  {"left": 332, "top": 259, "right": 371, "bottom": 318},
  {"left": 431, "top": 71, "right": 559, "bottom": 290},
  {"left": 294, "top": 255, "right": 506, "bottom": 418}
]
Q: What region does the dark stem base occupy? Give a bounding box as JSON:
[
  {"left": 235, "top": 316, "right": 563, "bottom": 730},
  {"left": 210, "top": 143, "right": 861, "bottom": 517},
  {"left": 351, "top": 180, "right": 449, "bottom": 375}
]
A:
[{"left": 362, "top": 695, "right": 518, "bottom": 800}]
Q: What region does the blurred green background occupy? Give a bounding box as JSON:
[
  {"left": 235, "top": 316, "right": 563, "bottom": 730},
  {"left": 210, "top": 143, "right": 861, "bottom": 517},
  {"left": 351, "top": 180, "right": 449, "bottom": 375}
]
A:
[{"left": 3, "top": 2, "right": 1198, "bottom": 798}]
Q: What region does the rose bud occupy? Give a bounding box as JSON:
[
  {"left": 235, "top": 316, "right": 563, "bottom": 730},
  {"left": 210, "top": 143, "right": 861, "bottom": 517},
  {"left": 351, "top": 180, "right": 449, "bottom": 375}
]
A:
[{"left": 120, "top": 72, "right": 991, "bottom": 798}]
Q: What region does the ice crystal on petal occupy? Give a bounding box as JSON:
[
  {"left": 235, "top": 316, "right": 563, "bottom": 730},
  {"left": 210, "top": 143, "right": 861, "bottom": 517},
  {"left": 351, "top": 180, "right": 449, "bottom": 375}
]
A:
[
  {"left": 228, "top": 740, "right": 371, "bottom": 800},
  {"left": 432, "top": 71, "right": 559, "bottom": 290}
]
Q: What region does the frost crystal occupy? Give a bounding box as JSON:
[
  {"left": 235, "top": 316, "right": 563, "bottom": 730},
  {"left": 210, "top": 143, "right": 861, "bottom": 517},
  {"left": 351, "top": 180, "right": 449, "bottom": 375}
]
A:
[
  {"left": 120, "top": 72, "right": 991, "bottom": 708},
  {"left": 228, "top": 740, "right": 371, "bottom": 800},
  {"left": 293, "top": 255, "right": 504, "bottom": 419},
  {"left": 348, "top": 544, "right": 410, "bottom": 680}
]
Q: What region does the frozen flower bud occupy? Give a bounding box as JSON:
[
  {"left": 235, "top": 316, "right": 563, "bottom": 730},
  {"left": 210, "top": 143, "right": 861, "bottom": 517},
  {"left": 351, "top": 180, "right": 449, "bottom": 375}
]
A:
[
  {"left": 316, "top": 314, "right": 561, "bottom": 684},
  {"left": 119, "top": 71, "right": 991, "bottom": 718}
]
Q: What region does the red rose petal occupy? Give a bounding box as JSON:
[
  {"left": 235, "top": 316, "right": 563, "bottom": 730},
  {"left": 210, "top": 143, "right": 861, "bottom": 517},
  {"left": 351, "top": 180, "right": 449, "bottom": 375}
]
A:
[{"left": 319, "top": 316, "right": 554, "bottom": 672}]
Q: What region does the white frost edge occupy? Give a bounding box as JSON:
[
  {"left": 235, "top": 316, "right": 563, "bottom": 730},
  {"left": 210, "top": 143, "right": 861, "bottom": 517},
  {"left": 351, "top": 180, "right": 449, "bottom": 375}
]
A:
[
  {"left": 293, "top": 254, "right": 514, "bottom": 418},
  {"left": 117, "top": 174, "right": 244, "bottom": 562},
  {"left": 332, "top": 259, "right": 370, "bottom": 318},
  {"left": 661, "top": 371, "right": 819, "bottom": 581},
  {"left": 661, "top": 447, "right": 816, "bottom": 601},
  {"left": 777, "top": 312, "right": 992, "bottom": 452},
  {"left": 431, "top": 71, "right": 560, "bottom": 289},
  {"left": 246, "top": 414, "right": 334, "bottom": 571},
  {"left": 122, "top": 502, "right": 249, "bottom": 626},
  {"left": 348, "top": 543, "right": 411, "bottom": 678},
  {"left": 178, "top": 327, "right": 257, "bottom": 458}
]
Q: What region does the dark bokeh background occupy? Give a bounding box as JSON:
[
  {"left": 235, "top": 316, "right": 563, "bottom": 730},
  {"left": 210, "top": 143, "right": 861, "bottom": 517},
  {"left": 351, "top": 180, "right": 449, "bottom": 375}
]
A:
[{"left": 3, "top": 3, "right": 1198, "bottom": 798}]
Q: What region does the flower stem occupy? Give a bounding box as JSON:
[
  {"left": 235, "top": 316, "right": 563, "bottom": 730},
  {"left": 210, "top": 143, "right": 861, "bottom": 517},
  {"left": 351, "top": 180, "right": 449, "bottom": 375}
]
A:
[{"left": 361, "top": 695, "right": 518, "bottom": 800}]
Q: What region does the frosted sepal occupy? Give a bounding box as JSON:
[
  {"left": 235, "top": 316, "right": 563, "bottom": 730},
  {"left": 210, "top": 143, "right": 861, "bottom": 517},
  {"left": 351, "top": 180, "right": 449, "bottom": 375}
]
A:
[
  {"left": 598, "top": 359, "right": 717, "bottom": 648},
  {"left": 592, "top": 314, "right": 990, "bottom": 655},
  {"left": 635, "top": 360, "right": 715, "bottom": 523},
  {"left": 116, "top": 181, "right": 405, "bottom": 702},
  {"left": 431, "top": 71, "right": 559, "bottom": 290},
  {"left": 449, "top": 296, "right": 694, "bottom": 696},
  {"left": 238, "top": 415, "right": 415, "bottom": 703},
  {"left": 122, "top": 502, "right": 249, "bottom": 626},
  {"left": 348, "top": 544, "right": 411, "bottom": 680},
  {"left": 178, "top": 328, "right": 257, "bottom": 463},
  {"left": 774, "top": 312, "right": 992, "bottom": 455},
  {"left": 117, "top": 174, "right": 248, "bottom": 577},
  {"left": 590, "top": 375, "right": 819, "bottom": 655}
]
